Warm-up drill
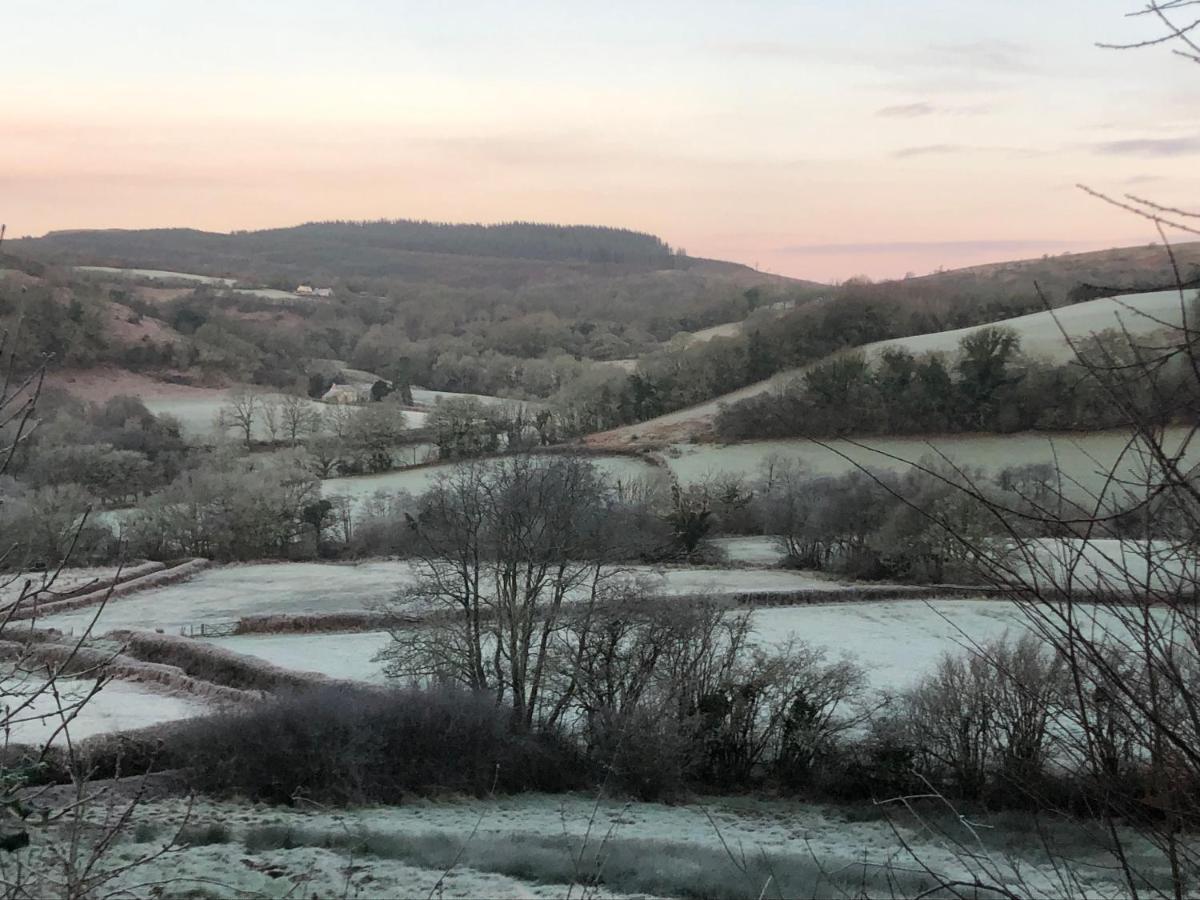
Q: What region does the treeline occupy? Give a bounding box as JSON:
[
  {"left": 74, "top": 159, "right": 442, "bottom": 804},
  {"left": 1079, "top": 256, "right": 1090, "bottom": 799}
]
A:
[
  {"left": 2, "top": 262, "right": 785, "bottom": 400},
  {"left": 715, "top": 326, "right": 1196, "bottom": 441},
  {"left": 18, "top": 220, "right": 687, "bottom": 279},
  {"left": 173, "top": 630, "right": 1183, "bottom": 825},
  {"left": 250, "top": 220, "right": 681, "bottom": 264},
  {"left": 542, "top": 287, "right": 1054, "bottom": 433},
  {"left": 0, "top": 390, "right": 423, "bottom": 566}
]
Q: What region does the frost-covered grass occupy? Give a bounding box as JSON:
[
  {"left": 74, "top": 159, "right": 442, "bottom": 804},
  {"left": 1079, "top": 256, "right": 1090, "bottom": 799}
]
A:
[
  {"left": 661, "top": 427, "right": 1199, "bottom": 495},
  {"left": 0, "top": 564, "right": 158, "bottom": 605},
  {"left": 229, "top": 287, "right": 303, "bottom": 301},
  {"left": 710, "top": 535, "right": 786, "bottom": 566},
  {"left": 751, "top": 599, "right": 1032, "bottom": 690},
  {"left": 3, "top": 678, "right": 208, "bottom": 746},
  {"left": 141, "top": 393, "right": 426, "bottom": 441},
  {"left": 210, "top": 631, "right": 393, "bottom": 683},
  {"left": 207, "top": 598, "right": 1035, "bottom": 692},
  {"left": 1019, "top": 537, "right": 1200, "bottom": 595},
  {"left": 322, "top": 452, "right": 659, "bottom": 509},
  {"left": 753, "top": 596, "right": 1179, "bottom": 691},
  {"left": 411, "top": 387, "right": 512, "bottom": 407},
  {"left": 94, "top": 793, "right": 1142, "bottom": 899},
  {"left": 141, "top": 393, "right": 329, "bottom": 441},
  {"left": 75, "top": 266, "right": 236, "bottom": 285},
  {"left": 40, "top": 560, "right": 841, "bottom": 635},
  {"left": 866, "top": 288, "right": 1196, "bottom": 366}
]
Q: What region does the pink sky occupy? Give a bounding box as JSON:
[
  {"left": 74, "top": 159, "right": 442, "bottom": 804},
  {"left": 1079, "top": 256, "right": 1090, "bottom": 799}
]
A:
[{"left": 4, "top": 1, "right": 1197, "bottom": 280}]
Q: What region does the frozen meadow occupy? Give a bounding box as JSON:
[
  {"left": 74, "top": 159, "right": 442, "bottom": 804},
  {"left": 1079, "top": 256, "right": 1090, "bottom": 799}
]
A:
[{"left": 39, "top": 560, "right": 844, "bottom": 635}]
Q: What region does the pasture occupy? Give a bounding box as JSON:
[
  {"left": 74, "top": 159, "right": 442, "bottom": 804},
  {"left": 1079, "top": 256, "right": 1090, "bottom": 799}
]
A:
[
  {"left": 660, "top": 427, "right": 1198, "bottom": 495},
  {"left": 75, "top": 266, "right": 236, "bottom": 286},
  {"left": 39, "top": 560, "right": 845, "bottom": 635}
]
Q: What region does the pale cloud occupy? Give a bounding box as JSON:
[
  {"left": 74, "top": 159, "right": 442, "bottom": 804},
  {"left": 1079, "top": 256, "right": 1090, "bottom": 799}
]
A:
[
  {"left": 877, "top": 102, "right": 939, "bottom": 118},
  {"left": 923, "top": 40, "right": 1037, "bottom": 74},
  {"left": 890, "top": 144, "right": 968, "bottom": 158},
  {"left": 1090, "top": 137, "right": 1200, "bottom": 158},
  {"left": 876, "top": 101, "right": 992, "bottom": 117}
]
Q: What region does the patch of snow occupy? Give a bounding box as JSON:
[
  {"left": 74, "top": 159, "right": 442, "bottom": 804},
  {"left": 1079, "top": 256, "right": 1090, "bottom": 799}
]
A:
[
  {"left": 711, "top": 536, "right": 787, "bottom": 566},
  {"left": 211, "top": 631, "right": 393, "bottom": 683},
  {"left": 4, "top": 679, "right": 209, "bottom": 746}
]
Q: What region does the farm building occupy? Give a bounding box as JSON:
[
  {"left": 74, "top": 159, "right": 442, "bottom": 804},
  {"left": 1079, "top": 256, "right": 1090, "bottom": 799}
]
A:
[
  {"left": 296, "top": 284, "right": 334, "bottom": 297},
  {"left": 321, "top": 383, "right": 373, "bottom": 404}
]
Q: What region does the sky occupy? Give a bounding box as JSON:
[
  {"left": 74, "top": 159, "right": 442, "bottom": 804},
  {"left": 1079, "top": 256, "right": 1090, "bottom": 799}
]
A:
[{"left": 3, "top": 1, "right": 1198, "bottom": 281}]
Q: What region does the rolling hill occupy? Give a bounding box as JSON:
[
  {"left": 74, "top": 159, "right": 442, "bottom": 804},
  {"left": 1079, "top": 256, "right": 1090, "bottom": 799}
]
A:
[
  {"left": 588, "top": 286, "right": 1200, "bottom": 447},
  {"left": 11, "top": 220, "right": 818, "bottom": 292}
]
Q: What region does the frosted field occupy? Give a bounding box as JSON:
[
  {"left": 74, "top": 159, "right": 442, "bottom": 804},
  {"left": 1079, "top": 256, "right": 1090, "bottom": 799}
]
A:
[
  {"left": 76, "top": 792, "right": 1133, "bottom": 900},
  {"left": 863, "top": 288, "right": 1196, "bottom": 367},
  {"left": 207, "top": 598, "right": 1172, "bottom": 696},
  {"left": 0, "top": 565, "right": 133, "bottom": 605},
  {"left": 711, "top": 535, "right": 787, "bottom": 565},
  {"left": 40, "top": 561, "right": 841, "bottom": 635},
  {"left": 75, "top": 266, "right": 236, "bottom": 286},
  {"left": 681, "top": 319, "right": 744, "bottom": 344},
  {"left": 659, "top": 427, "right": 1198, "bottom": 495},
  {"left": 750, "top": 600, "right": 1032, "bottom": 690},
  {"left": 141, "top": 394, "right": 426, "bottom": 440},
  {"left": 212, "top": 630, "right": 392, "bottom": 682},
  {"left": 322, "top": 452, "right": 660, "bottom": 509},
  {"left": 411, "top": 387, "right": 513, "bottom": 407},
  {"left": 141, "top": 393, "right": 323, "bottom": 441},
  {"left": 607, "top": 288, "right": 1199, "bottom": 434},
  {"left": 4, "top": 678, "right": 208, "bottom": 746},
  {"left": 230, "top": 287, "right": 303, "bottom": 301},
  {"left": 207, "top": 598, "right": 1034, "bottom": 692},
  {"left": 1020, "top": 538, "right": 1200, "bottom": 595},
  {"left": 318, "top": 431, "right": 1199, "bottom": 507}
]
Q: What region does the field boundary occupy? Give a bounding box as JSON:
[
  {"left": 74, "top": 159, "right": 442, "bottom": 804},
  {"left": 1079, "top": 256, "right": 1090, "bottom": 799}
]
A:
[{"left": 14, "top": 559, "right": 210, "bottom": 621}]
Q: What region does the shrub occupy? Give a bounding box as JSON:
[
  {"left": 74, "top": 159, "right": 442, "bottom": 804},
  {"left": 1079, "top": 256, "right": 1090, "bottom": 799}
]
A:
[{"left": 169, "top": 685, "right": 586, "bottom": 804}]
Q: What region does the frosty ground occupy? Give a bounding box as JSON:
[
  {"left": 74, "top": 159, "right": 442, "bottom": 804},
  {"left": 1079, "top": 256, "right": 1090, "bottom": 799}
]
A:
[{"left": 39, "top": 788, "right": 1148, "bottom": 899}]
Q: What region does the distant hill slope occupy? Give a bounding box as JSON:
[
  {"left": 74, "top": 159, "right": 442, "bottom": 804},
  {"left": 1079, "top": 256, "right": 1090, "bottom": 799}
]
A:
[
  {"left": 588, "top": 287, "right": 1200, "bottom": 447},
  {"left": 872, "top": 241, "right": 1200, "bottom": 311},
  {"left": 13, "top": 221, "right": 818, "bottom": 291}
]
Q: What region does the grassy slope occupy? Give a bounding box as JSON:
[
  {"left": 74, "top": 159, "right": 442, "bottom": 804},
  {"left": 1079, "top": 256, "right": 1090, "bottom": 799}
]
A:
[{"left": 590, "top": 286, "right": 1200, "bottom": 445}]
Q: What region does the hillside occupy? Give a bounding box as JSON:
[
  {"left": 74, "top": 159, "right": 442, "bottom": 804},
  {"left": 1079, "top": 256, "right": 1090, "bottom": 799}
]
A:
[
  {"left": 588, "top": 287, "right": 1200, "bottom": 446},
  {"left": 12, "top": 220, "right": 816, "bottom": 292},
  {"left": 0, "top": 220, "right": 805, "bottom": 406},
  {"left": 858, "top": 241, "right": 1200, "bottom": 317}
]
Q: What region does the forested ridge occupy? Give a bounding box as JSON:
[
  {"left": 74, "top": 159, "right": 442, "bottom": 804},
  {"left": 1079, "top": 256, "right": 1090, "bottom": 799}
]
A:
[{"left": 16, "top": 220, "right": 719, "bottom": 281}]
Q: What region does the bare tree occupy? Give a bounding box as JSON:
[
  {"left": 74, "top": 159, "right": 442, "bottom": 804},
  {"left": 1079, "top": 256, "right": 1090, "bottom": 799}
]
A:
[
  {"left": 216, "top": 388, "right": 258, "bottom": 448},
  {"left": 259, "top": 395, "right": 280, "bottom": 445},
  {"left": 377, "top": 454, "right": 619, "bottom": 731},
  {"left": 278, "top": 394, "right": 319, "bottom": 447}
]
